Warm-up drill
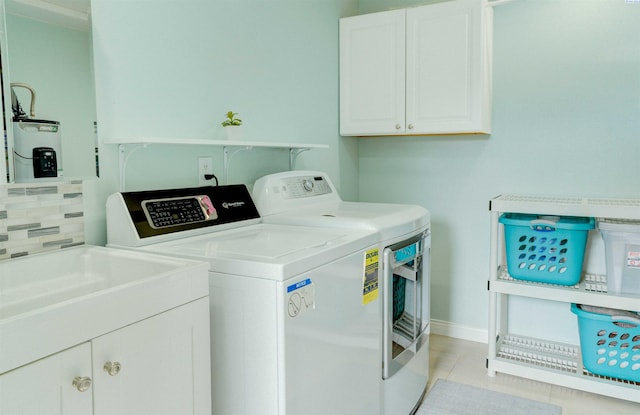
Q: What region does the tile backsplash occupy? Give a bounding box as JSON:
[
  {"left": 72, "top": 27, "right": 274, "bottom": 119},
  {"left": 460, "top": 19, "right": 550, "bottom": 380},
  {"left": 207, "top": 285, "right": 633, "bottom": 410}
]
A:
[{"left": 0, "top": 180, "right": 84, "bottom": 260}]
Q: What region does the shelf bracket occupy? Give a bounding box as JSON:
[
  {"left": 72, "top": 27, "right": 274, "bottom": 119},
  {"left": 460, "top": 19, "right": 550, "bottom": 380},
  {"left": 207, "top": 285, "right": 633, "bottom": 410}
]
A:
[
  {"left": 289, "top": 147, "right": 310, "bottom": 170},
  {"left": 223, "top": 145, "right": 253, "bottom": 185},
  {"left": 118, "top": 143, "right": 148, "bottom": 192}
]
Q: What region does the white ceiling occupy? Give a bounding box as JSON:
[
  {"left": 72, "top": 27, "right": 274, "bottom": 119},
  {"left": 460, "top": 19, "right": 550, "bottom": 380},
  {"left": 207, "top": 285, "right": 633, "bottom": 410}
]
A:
[{"left": 5, "top": 0, "right": 91, "bottom": 31}]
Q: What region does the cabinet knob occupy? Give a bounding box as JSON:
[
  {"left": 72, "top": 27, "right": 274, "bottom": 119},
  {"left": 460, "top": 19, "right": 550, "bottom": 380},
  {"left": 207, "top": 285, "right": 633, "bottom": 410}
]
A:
[
  {"left": 104, "top": 361, "right": 122, "bottom": 376},
  {"left": 72, "top": 376, "right": 92, "bottom": 392},
  {"left": 395, "top": 124, "right": 401, "bottom": 130},
  {"left": 408, "top": 124, "right": 414, "bottom": 130}
]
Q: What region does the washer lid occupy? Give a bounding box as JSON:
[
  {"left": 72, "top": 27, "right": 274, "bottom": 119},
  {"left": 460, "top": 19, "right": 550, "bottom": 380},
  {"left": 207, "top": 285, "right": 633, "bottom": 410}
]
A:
[{"left": 133, "top": 223, "right": 378, "bottom": 280}]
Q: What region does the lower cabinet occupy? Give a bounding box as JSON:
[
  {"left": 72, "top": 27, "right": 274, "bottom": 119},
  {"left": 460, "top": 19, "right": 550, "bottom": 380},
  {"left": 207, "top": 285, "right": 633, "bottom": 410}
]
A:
[
  {"left": 0, "top": 298, "right": 211, "bottom": 415},
  {"left": 0, "top": 343, "right": 93, "bottom": 415}
]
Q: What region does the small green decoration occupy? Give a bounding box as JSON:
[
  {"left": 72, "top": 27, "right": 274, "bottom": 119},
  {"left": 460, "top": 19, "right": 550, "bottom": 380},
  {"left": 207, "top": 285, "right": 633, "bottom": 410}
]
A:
[{"left": 221, "top": 111, "right": 242, "bottom": 127}]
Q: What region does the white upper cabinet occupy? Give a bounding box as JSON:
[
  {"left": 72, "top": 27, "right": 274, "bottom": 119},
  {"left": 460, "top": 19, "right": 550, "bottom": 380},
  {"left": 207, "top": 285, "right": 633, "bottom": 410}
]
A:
[
  {"left": 339, "top": 9, "right": 406, "bottom": 136},
  {"left": 340, "top": 0, "right": 492, "bottom": 136},
  {"left": 406, "top": 0, "right": 491, "bottom": 134}
]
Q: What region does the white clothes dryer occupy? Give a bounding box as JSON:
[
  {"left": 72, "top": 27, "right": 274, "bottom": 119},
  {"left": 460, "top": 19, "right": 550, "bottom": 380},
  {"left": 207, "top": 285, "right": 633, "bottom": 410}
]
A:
[
  {"left": 106, "top": 184, "right": 382, "bottom": 415},
  {"left": 253, "top": 171, "right": 431, "bottom": 415}
]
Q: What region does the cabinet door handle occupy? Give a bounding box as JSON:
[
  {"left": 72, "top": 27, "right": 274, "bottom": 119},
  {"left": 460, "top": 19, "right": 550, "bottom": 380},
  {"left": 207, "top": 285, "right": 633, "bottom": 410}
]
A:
[
  {"left": 104, "top": 361, "right": 122, "bottom": 376},
  {"left": 395, "top": 124, "right": 402, "bottom": 130},
  {"left": 72, "top": 376, "right": 92, "bottom": 392},
  {"left": 408, "top": 124, "right": 414, "bottom": 130}
]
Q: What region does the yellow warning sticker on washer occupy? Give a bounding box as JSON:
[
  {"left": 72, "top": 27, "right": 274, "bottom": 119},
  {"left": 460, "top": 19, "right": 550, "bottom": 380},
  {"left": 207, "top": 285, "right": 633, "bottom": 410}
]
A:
[{"left": 363, "top": 248, "right": 379, "bottom": 304}]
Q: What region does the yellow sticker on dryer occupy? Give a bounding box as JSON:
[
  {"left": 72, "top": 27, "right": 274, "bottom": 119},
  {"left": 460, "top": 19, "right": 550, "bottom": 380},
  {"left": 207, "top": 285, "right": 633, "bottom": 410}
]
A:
[{"left": 363, "top": 248, "right": 379, "bottom": 304}]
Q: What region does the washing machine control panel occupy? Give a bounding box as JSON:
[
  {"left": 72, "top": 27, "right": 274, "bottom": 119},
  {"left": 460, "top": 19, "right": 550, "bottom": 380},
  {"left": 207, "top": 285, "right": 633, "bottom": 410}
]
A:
[
  {"left": 142, "top": 196, "right": 217, "bottom": 229},
  {"left": 280, "top": 175, "right": 332, "bottom": 199},
  {"left": 113, "top": 184, "right": 261, "bottom": 242}
]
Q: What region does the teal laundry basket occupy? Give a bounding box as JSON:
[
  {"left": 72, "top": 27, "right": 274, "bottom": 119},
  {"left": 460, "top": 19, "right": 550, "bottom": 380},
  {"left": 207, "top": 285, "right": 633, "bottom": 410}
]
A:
[
  {"left": 499, "top": 213, "right": 595, "bottom": 285},
  {"left": 392, "top": 274, "right": 406, "bottom": 321},
  {"left": 571, "top": 303, "right": 640, "bottom": 382}
]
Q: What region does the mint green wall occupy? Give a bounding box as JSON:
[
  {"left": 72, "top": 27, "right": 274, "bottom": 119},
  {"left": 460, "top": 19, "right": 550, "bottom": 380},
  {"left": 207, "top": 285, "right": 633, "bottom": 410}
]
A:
[
  {"left": 90, "top": 0, "right": 358, "bottom": 197},
  {"left": 6, "top": 14, "right": 95, "bottom": 178},
  {"left": 357, "top": 0, "right": 440, "bottom": 13},
  {"left": 357, "top": 0, "right": 640, "bottom": 334},
  {"left": 87, "top": 0, "right": 359, "bottom": 244}
]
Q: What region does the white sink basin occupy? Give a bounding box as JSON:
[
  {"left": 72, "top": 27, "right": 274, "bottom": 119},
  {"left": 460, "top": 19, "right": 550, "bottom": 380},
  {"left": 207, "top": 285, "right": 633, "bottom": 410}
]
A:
[{"left": 0, "top": 245, "right": 209, "bottom": 374}]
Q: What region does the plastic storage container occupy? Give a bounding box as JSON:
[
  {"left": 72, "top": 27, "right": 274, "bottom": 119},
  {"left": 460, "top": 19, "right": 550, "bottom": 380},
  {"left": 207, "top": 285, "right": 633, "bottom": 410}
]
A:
[
  {"left": 571, "top": 303, "right": 640, "bottom": 382},
  {"left": 598, "top": 219, "right": 640, "bottom": 296},
  {"left": 499, "top": 213, "right": 595, "bottom": 285}
]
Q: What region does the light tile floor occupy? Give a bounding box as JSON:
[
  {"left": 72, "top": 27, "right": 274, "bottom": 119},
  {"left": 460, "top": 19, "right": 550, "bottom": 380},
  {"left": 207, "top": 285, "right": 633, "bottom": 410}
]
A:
[{"left": 421, "top": 334, "right": 640, "bottom": 415}]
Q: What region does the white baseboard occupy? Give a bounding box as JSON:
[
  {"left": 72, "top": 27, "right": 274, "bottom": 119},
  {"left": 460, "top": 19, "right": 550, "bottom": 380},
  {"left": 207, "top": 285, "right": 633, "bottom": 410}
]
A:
[{"left": 430, "top": 319, "right": 488, "bottom": 344}]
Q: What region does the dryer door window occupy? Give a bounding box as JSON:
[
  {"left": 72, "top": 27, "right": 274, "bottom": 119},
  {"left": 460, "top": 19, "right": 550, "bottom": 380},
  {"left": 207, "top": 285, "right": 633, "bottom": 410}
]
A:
[{"left": 382, "top": 231, "right": 430, "bottom": 379}]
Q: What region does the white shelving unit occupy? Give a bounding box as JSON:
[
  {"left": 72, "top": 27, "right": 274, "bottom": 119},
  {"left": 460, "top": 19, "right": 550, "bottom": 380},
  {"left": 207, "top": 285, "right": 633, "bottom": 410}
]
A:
[
  {"left": 488, "top": 194, "right": 640, "bottom": 402},
  {"left": 108, "top": 137, "right": 328, "bottom": 191}
]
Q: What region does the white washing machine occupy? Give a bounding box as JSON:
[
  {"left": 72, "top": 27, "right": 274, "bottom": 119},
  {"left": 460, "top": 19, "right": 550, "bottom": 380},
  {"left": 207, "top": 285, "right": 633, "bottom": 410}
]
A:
[
  {"left": 253, "top": 171, "right": 431, "bottom": 415},
  {"left": 106, "top": 184, "right": 382, "bottom": 415}
]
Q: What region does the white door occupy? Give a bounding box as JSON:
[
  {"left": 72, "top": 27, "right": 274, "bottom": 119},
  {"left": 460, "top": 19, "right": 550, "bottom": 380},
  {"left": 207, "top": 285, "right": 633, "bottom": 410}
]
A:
[
  {"left": 339, "top": 9, "right": 406, "bottom": 136},
  {"left": 0, "top": 343, "right": 93, "bottom": 415},
  {"left": 406, "top": 0, "right": 491, "bottom": 134},
  {"left": 92, "top": 298, "right": 211, "bottom": 415}
]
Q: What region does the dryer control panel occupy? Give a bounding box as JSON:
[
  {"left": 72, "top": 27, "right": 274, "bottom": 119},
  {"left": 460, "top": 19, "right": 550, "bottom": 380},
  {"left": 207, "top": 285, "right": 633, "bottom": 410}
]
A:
[
  {"left": 279, "top": 175, "right": 333, "bottom": 199},
  {"left": 253, "top": 171, "right": 342, "bottom": 216}
]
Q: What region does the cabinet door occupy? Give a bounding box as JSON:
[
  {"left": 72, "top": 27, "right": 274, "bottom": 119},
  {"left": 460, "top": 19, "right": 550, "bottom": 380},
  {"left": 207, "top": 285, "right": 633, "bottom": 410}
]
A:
[
  {"left": 339, "top": 9, "right": 406, "bottom": 136},
  {"left": 406, "top": 0, "right": 491, "bottom": 134},
  {"left": 0, "top": 343, "right": 93, "bottom": 415},
  {"left": 92, "top": 297, "right": 211, "bottom": 415}
]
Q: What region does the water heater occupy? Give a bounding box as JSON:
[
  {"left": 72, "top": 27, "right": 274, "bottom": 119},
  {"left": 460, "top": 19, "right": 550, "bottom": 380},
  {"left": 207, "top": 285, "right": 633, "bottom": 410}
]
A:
[
  {"left": 10, "top": 83, "right": 63, "bottom": 180},
  {"left": 13, "top": 120, "right": 62, "bottom": 180}
]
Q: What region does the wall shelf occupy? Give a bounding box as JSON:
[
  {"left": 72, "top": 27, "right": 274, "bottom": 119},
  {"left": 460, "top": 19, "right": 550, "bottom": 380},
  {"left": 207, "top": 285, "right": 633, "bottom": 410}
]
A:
[
  {"left": 488, "top": 194, "right": 640, "bottom": 403},
  {"left": 108, "top": 137, "right": 328, "bottom": 191}
]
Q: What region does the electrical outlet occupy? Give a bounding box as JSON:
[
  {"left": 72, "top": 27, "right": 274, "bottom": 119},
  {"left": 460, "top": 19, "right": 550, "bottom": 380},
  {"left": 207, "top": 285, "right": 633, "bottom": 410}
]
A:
[{"left": 198, "top": 157, "right": 213, "bottom": 186}]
